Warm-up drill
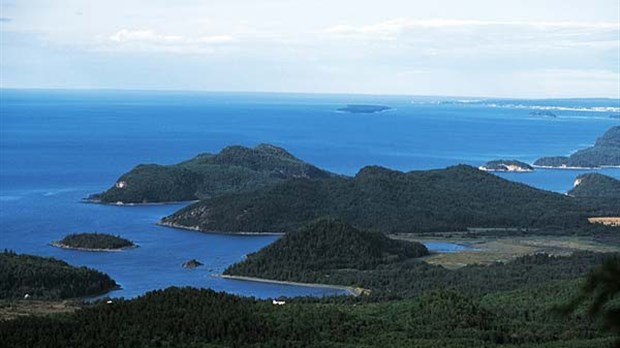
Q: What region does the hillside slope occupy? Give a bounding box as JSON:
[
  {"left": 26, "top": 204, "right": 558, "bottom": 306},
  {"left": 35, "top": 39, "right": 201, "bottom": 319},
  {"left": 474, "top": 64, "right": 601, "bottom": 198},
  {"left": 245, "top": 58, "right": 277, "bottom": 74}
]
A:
[
  {"left": 569, "top": 173, "right": 620, "bottom": 198},
  {"left": 0, "top": 251, "right": 117, "bottom": 300},
  {"left": 535, "top": 126, "right": 620, "bottom": 168},
  {"left": 161, "top": 165, "right": 620, "bottom": 234}
]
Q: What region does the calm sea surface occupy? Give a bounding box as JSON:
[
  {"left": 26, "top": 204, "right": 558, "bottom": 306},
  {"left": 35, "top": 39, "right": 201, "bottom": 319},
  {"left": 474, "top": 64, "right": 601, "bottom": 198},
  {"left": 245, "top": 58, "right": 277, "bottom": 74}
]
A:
[{"left": 1, "top": 89, "right": 618, "bottom": 298}]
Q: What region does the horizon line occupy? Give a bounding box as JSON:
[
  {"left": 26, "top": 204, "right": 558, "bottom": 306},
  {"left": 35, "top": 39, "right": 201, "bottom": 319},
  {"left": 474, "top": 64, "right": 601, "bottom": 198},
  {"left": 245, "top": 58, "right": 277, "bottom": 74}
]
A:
[{"left": 1, "top": 86, "right": 619, "bottom": 101}]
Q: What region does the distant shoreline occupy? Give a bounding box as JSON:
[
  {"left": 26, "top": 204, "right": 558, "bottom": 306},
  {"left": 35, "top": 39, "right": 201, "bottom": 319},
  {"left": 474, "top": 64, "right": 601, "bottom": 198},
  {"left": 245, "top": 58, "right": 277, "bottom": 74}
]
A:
[
  {"left": 214, "top": 274, "right": 368, "bottom": 296},
  {"left": 156, "top": 221, "right": 285, "bottom": 236},
  {"left": 51, "top": 242, "right": 138, "bottom": 252},
  {"left": 82, "top": 198, "right": 199, "bottom": 206},
  {"left": 533, "top": 165, "right": 620, "bottom": 170}
]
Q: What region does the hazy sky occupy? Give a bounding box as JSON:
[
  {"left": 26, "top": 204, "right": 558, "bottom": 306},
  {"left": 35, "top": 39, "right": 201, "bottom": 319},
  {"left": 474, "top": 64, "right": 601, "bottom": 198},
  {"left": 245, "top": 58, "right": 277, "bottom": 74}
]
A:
[{"left": 1, "top": 0, "right": 619, "bottom": 98}]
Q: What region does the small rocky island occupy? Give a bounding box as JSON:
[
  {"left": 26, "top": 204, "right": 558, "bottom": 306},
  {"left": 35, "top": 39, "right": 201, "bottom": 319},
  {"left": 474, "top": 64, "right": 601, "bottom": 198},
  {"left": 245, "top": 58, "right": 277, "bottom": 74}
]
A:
[
  {"left": 534, "top": 126, "right": 620, "bottom": 168},
  {"left": 337, "top": 104, "right": 391, "bottom": 114},
  {"left": 479, "top": 160, "right": 533, "bottom": 172},
  {"left": 52, "top": 233, "right": 136, "bottom": 251},
  {"left": 182, "top": 259, "right": 203, "bottom": 269}
]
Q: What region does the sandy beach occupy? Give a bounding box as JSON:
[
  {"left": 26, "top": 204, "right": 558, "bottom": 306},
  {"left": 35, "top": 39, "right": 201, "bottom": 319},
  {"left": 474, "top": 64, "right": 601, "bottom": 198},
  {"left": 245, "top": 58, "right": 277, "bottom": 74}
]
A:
[{"left": 214, "top": 274, "right": 368, "bottom": 296}]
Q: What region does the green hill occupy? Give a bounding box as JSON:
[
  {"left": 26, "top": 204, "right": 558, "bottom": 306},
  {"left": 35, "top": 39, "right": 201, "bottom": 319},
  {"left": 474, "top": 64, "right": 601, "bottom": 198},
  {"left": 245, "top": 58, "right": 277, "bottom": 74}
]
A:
[
  {"left": 89, "top": 144, "right": 334, "bottom": 203},
  {"left": 224, "top": 219, "right": 429, "bottom": 282},
  {"left": 535, "top": 126, "right": 620, "bottom": 168},
  {"left": 569, "top": 173, "right": 620, "bottom": 198},
  {"left": 0, "top": 251, "right": 117, "bottom": 300},
  {"left": 161, "top": 164, "right": 619, "bottom": 234}
]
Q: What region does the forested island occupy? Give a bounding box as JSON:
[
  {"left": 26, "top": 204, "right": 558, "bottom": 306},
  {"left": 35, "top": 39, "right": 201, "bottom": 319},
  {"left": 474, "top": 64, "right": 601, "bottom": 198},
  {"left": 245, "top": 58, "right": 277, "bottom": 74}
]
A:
[
  {"left": 337, "top": 104, "right": 392, "bottom": 113},
  {"left": 479, "top": 160, "right": 534, "bottom": 172},
  {"left": 0, "top": 251, "right": 117, "bottom": 300},
  {"left": 224, "top": 219, "right": 429, "bottom": 283},
  {"left": 89, "top": 144, "right": 333, "bottom": 204},
  {"left": 569, "top": 173, "right": 620, "bottom": 198},
  {"left": 161, "top": 164, "right": 620, "bottom": 234},
  {"left": 535, "top": 126, "right": 620, "bottom": 168},
  {"left": 52, "top": 233, "right": 136, "bottom": 251}
]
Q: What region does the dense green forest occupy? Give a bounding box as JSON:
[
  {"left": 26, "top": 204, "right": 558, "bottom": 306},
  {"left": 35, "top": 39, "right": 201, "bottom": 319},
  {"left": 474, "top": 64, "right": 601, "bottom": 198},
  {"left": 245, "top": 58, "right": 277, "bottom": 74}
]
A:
[
  {"left": 223, "top": 220, "right": 617, "bottom": 298},
  {"left": 54, "top": 233, "right": 135, "bottom": 250},
  {"left": 1, "top": 264, "right": 617, "bottom": 348},
  {"left": 1, "top": 251, "right": 618, "bottom": 347},
  {"left": 225, "top": 219, "right": 429, "bottom": 280},
  {"left": 535, "top": 126, "right": 620, "bottom": 168},
  {"left": 90, "top": 144, "right": 334, "bottom": 203},
  {"left": 162, "top": 164, "right": 620, "bottom": 234},
  {"left": 569, "top": 173, "right": 620, "bottom": 198},
  {"left": 0, "top": 251, "right": 117, "bottom": 300}
]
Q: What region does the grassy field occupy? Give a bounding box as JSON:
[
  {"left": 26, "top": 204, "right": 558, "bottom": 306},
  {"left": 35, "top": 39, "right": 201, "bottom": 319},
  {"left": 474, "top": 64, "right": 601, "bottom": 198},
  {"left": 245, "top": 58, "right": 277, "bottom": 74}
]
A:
[
  {"left": 390, "top": 233, "right": 620, "bottom": 269},
  {"left": 0, "top": 300, "right": 81, "bottom": 320}
]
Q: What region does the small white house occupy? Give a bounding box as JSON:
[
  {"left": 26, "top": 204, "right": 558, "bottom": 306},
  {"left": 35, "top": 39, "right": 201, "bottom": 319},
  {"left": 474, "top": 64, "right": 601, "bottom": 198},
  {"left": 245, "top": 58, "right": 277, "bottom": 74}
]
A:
[
  {"left": 115, "top": 181, "right": 127, "bottom": 189},
  {"left": 272, "top": 299, "right": 286, "bottom": 306},
  {"left": 24, "top": 294, "right": 30, "bottom": 299}
]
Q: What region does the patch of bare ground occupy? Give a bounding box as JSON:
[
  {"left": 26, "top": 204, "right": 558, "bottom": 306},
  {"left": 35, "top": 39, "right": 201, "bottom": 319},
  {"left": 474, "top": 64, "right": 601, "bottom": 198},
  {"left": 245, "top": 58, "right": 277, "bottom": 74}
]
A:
[
  {"left": 0, "top": 300, "right": 81, "bottom": 320},
  {"left": 390, "top": 233, "right": 620, "bottom": 269},
  {"left": 588, "top": 217, "right": 620, "bottom": 226}
]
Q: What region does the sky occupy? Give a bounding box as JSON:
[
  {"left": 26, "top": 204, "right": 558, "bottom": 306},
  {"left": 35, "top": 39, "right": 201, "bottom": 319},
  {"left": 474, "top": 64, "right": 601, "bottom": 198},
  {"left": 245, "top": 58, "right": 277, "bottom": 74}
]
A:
[{"left": 1, "top": 0, "right": 619, "bottom": 98}]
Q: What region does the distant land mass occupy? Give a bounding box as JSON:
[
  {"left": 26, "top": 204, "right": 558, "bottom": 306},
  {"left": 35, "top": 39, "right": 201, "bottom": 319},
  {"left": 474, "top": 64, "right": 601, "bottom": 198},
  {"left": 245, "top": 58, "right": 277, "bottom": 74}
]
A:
[
  {"left": 224, "top": 219, "right": 429, "bottom": 283},
  {"left": 337, "top": 104, "right": 391, "bottom": 114},
  {"left": 529, "top": 110, "right": 557, "bottom": 118},
  {"left": 569, "top": 173, "right": 620, "bottom": 198},
  {"left": 534, "top": 126, "right": 620, "bottom": 168},
  {"left": 160, "top": 164, "right": 620, "bottom": 234},
  {"left": 0, "top": 251, "right": 117, "bottom": 300},
  {"left": 479, "top": 160, "right": 533, "bottom": 172},
  {"left": 89, "top": 144, "right": 334, "bottom": 204},
  {"left": 52, "top": 233, "right": 136, "bottom": 251}
]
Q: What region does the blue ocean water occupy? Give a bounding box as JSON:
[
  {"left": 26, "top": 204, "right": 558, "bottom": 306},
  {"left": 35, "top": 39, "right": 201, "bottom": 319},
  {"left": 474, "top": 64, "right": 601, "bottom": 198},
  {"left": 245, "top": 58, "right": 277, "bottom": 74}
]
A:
[{"left": 1, "top": 89, "right": 619, "bottom": 298}]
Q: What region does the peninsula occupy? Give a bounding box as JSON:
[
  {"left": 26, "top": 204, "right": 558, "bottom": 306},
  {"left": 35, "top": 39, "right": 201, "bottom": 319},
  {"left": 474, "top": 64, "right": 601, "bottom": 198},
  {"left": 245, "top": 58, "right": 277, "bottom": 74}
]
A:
[
  {"left": 89, "top": 144, "right": 334, "bottom": 204},
  {"left": 224, "top": 218, "right": 429, "bottom": 284},
  {"left": 534, "top": 126, "right": 620, "bottom": 168}
]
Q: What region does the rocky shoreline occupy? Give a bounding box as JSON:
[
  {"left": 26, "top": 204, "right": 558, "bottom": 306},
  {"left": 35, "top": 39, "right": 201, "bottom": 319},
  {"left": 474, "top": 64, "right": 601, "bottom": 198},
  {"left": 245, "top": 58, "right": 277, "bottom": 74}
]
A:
[
  {"left": 156, "top": 221, "right": 285, "bottom": 236},
  {"left": 51, "top": 242, "right": 138, "bottom": 252}
]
